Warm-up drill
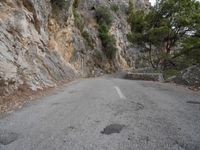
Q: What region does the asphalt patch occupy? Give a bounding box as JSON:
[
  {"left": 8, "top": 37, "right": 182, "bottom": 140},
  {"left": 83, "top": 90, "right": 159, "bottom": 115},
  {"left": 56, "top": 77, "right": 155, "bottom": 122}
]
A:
[
  {"left": 0, "top": 130, "right": 18, "bottom": 145},
  {"left": 101, "top": 124, "right": 125, "bottom": 135},
  {"left": 135, "top": 102, "right": 144, "bottom": 111},
  {"left": 187, "top": 101, "right": 200, "bottom": 105}
]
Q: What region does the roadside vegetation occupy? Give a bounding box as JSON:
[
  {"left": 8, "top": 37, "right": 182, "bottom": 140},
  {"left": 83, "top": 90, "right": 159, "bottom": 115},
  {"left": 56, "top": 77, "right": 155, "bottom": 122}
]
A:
[
  {"left": 72, "top": 0, "right": 95, "bottom": 49},
  {"left": 81, "top": 30, "right": 95, "bottom": 49},
  {"left": 96, "top": 6, "right": 117, "bottom": 60},
  {"left": 127, "top": 0, "right": 200, "bottom": 77},
  {"left": 111, "top": 4, "right": 119, "bottom": 12}
]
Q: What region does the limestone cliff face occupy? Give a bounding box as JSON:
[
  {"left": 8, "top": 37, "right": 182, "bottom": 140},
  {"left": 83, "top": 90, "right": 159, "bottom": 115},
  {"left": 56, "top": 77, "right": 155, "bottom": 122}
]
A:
[
  {"left": 0, "top": 0, "right": 150, "bottom": 98},
  {"left": 0, "top": 0, "right": 76, "bottom": 98}
]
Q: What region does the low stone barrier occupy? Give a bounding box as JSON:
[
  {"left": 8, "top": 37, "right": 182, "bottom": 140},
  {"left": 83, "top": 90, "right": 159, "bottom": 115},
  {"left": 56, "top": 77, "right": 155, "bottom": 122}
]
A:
[{"left": 125, "top": 73, "right": 164, "bottom": 82}]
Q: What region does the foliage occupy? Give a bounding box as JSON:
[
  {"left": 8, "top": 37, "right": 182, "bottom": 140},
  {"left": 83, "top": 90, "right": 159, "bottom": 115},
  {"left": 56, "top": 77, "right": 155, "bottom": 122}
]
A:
[
  {"left": 99, "top": 25, "right": 117, "bottom": 59},
  {"left": 96, "top": 6, "right": 117, "bottom": 60},
  {"left": 163, "top": 69, "right": 179, "bottom": 79},
  {"left": 73, "top": 0, "right": 79, "bottom": 8},
  {"left": 95, "top": 50, "right": 103, "bottom": 61},
  {"left": 111, "top": 4, "right": 119, "bottom": 12},
  {"left": 50, "top": 0, "right": 68, "bottom": 9},
  {"left": 73, "top": 9, "right": 84, "bottom": 31},
  {"left": 82, "top": 30, "right": 94, "bottom": 49},
  {"left": 181, "top": 28, "right": 200, "bottom": 64},
  {"left": 128, "top": 0, "right": 135, "bottom": 14},
  {"left": 96, "top": 6, "right": 113, "bottom": 28},
  {"left": 72, "top": 0, "right": 84, "bottom": 31},
  {"left": 127, "top": 0, "right": 200, "bottom": 69}
]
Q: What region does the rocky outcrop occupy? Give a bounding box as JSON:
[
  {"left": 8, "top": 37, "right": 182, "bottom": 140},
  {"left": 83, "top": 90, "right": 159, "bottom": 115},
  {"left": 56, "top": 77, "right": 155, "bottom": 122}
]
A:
[
  {"left": 0, "top": 0, "right": 150, "bottom": 99},
  {"left": 0, "top": 0, "right": 76, "bottom": 98},
  {"left": 169, "top": 65, "right": 200, "bottom": 88},
  {"left": 125, "top": 73, "right": 164, "bottom": 82}
]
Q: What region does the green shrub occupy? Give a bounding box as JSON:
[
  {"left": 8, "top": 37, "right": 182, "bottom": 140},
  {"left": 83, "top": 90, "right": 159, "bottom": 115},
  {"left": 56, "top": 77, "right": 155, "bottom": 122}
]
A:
[
  {"left": 73, "top": 10, "right": 84, "bottom": 31},
  {"left": 95, "top": 6, "right": 117, "bottom": 60},
  {"left": 73, "top": 0, "right": 79, "bottom": 8},
  {"left": 98, "top": 24, "right": 117, "bottom": 60},
  {"left": 111, "top": 4, "right": 119, "bottom": 12},
  {"left": 96, "top": 6, "right": 113, "bottom": 28},
  {"left": 95, "top": 50, "right": 103, "bottom": 61},
  {"left": 163, "top": 69, "right": 179, "bottom": 79},
  {"left": 72, "top": 0, "right": 84, "bottom": 31},
  {"left": 82, "top": 30, "right": 94, "bottom": 48}
]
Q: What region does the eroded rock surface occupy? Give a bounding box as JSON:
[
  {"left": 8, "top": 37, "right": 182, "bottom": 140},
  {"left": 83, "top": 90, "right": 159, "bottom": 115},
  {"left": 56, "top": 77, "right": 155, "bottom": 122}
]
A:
[
  {"left": 0, "top": 0, "right": 150, "bottom": 100},
  {"left": 170, "top": 65, "right": 200, "bottom": 88}
]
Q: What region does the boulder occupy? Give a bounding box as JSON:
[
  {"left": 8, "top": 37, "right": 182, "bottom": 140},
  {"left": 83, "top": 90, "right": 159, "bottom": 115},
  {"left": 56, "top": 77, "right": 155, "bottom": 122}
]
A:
[
  {"left": 170, "top": 65, "right": 200, "bottom": 88},
  {"left": 125, "top": 73, "right": 164, "bottom": 82}
]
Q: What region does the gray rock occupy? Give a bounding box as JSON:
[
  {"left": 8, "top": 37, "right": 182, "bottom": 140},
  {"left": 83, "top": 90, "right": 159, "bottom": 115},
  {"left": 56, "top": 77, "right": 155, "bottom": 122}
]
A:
[
  {"left": 125, "top": 73, "right": 164, "bottom": 82},
  {"left": 0, "top": 0, "right": 76, "bottom": 97},
  {"left": 170, "top": 65, "right": 200, "bottom": 87}
]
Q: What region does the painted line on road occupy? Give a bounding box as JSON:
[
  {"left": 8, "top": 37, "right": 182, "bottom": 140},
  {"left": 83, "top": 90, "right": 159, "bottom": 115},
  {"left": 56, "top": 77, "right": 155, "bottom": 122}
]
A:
[{"left": 114, "top": 86, "right": 126, "bottom": 100}]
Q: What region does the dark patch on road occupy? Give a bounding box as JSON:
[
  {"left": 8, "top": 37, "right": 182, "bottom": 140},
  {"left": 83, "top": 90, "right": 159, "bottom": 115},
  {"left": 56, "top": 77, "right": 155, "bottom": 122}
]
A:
[
  {"left": 62, "top": 126, "right": 76, "bottom": 135},
  {"left": 101, "top": 124, "right": 125, "bottom": 135},
  {"left": 68, "top": 126, "right": 75, "bottom": 130},
  {"left": 0, "top": 130, "right": 18, "bottom": 145},
  {"left": 187, "top": 101, "right": 200, "bottom": 105},
  {"left": 174, "top": 140, "right": 200, "bottom": 150},
  {"left": 69, "top": 90, "right": 78, "bottom": 94},
  {"left": 51, "top": 102, "right": 60, "bottom": 106},
  {"left": 135, "top": 102, "right": 144, "bottom": 111}
]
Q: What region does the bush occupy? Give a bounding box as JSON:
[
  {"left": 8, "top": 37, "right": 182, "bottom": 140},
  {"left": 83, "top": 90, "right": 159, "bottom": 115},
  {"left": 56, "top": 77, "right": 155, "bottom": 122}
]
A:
[
  {"left": 73, "top": 0, "right": 79, "bottom": 8},
  {"left": 96, "top": 6, "right": 117, "bottom": 60},
  {"left": 99, "top": 24, "right": 117, "bottom": 59},
  {"left": 95, "top": 50, "right": 103, "bottom": 61},
  {"left": 73, "top": 10, "right": 84, "bottom": 31},
  {"left": 163, "top": 69, "right": 179, "bottom": 79},
  {"left": 111, "top": 4, "right": 119, "bottom": 12},
  {"left": 82, "top": 30, "right": 94, "bottom": 49},
  {"left": 96, "top": 6, "right": 113, "bottom": 28}
]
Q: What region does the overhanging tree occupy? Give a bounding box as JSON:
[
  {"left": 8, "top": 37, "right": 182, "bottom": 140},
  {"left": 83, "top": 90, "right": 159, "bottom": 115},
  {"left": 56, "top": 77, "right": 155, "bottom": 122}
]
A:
[{"left": 127, "top": 0, "right": 200, "bottom": 69}]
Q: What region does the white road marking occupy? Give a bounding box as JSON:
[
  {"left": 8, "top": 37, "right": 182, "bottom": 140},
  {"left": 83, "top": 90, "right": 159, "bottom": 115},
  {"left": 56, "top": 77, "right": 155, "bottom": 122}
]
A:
[{"left": 114, "top": 86, "right": 126, "bottom": 99}]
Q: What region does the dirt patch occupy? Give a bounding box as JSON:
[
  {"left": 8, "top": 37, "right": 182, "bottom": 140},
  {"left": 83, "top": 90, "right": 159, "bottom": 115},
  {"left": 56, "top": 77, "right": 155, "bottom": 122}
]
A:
[{"left": 0, "top": 79, "right": 73, "bottom": 114}]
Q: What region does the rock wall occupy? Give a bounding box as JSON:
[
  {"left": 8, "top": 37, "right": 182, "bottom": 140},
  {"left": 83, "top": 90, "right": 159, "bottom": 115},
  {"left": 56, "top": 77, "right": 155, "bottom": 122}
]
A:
[
  {"left": 0, "top": 0, "right": 150, "bottom": 98},
  {"left": 0, "top": 0, "right": 76, "bottom": 98},
  {"left": 170, "top": 65, "right": 200, "bottom": 88}
]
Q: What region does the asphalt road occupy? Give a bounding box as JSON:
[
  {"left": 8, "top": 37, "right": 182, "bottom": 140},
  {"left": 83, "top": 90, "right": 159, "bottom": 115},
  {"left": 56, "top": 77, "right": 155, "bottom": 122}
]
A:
[{"left": 0, "top": 77, "right": 200, "bottom": 150}]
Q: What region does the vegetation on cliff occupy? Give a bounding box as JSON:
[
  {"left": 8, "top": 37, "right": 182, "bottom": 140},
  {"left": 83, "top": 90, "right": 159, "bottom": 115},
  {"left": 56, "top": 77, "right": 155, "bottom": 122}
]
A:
[{"left": 96, "top": 6, "right": 117, "bottom": 60}]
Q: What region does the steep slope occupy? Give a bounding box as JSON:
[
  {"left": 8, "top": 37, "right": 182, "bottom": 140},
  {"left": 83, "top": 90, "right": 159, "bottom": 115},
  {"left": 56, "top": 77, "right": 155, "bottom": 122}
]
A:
[
  {"left": 0, "top": 0, "right": 76, "bottom": 99},
  {"left": 0, "top": 0, "right": 150, "bottom": 102}
]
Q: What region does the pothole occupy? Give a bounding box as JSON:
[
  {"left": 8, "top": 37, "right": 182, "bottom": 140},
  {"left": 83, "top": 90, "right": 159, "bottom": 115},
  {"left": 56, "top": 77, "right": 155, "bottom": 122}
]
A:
[
  {"left": 0, "top": 130, "right": 18, "bottom": 145},
  {"left": 101, "top": 124, "right": 125, "bottom": 135}
]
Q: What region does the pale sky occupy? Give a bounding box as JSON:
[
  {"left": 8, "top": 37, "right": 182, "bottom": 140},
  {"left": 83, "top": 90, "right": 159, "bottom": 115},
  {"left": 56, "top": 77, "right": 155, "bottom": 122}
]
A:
[
  {"left": 149, "top": 0, "right": 156, "bottom": 6},
  {"left": 149, "top": 0, "right": 200, "bottom": 6}
]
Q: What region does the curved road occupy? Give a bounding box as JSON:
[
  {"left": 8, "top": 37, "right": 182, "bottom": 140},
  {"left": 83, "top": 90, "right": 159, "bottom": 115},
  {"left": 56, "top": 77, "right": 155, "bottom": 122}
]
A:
[{"left": 0, "top": 77, "right": 200, "bottom": 150}]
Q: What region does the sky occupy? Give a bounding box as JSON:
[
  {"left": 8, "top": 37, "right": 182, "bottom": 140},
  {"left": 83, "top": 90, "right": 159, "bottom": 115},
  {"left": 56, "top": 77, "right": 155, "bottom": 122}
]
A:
[
  {"left": 149, "top": 0, "right": 200, "bottom": 6},
  {"left": 149, "top": 0, "right": 156, "bottom": 6}
]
